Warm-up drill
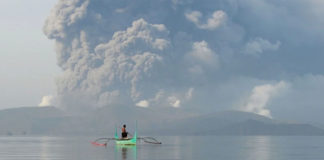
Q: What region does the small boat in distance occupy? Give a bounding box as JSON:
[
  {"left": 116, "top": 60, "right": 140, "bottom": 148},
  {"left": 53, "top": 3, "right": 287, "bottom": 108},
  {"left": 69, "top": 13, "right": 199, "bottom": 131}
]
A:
[{"left": 91, "top": 123, "right": 161, "bottom": 146}]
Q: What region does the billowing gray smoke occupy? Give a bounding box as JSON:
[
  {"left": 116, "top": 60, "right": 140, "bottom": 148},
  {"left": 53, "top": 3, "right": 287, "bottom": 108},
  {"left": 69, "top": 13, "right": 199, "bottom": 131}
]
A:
[
  {"left": 43, "top": 0, "right": 228, "bottom": 110},
  {"left": 44, "top": 0, "right": 324, "bottom": 119}
]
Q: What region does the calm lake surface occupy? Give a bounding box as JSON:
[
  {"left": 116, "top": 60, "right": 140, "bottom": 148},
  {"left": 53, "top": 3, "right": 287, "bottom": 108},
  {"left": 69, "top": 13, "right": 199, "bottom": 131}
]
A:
[{"left": 1, "top": 136, "right": 324, "bottom": 160}]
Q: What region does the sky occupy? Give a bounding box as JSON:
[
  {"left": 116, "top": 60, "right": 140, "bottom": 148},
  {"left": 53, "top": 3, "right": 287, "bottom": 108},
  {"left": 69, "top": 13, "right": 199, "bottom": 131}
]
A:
[
  {"left": 1, "top": 0, "right": 324, "bottom": 124},
  {"left": 0, "top": 0, "right": 60, "bottom": 109}
]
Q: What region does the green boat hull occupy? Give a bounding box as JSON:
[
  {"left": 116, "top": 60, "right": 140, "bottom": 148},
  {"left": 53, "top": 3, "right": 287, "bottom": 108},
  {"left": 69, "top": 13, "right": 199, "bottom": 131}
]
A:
[{"left": 115, "top": 137, "right": 136, "bottom": 145}]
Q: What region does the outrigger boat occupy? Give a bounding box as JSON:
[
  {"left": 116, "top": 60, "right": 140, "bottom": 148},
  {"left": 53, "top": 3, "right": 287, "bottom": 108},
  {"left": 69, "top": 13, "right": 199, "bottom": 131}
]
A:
[
  {"left": 114, "top": 126, "right": 137, "bottom": 145},
  {"left": 91, "top": 124, "right": 161, "bottom": 146}
]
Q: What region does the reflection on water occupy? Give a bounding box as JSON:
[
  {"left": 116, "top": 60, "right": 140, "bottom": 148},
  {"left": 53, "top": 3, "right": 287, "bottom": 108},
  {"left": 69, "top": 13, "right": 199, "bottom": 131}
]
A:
[
  {"left": 172, "top": 136, "right": 181, "bottom": 159},
  {"left": 40, "top": 137, "right": 50, "bottom": 160},
  {"left": 245, "top": 136, "right": 272, "bottom": 160},
  {"left": 0, "top": 136, "right": 64, "bottom": 160},
  {"left": 115, "top": 145, "right": 137, "bottom": 160}
]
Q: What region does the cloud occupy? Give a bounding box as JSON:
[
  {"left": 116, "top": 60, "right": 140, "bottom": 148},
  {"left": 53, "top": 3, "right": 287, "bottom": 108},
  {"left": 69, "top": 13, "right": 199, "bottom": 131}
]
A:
[
  {"left": 244, "top": 37, "right": 281, "bottom": 56},
  {"left": 172, "top": 0, "right": 192, "bottom": 5},
  {"left": 140, "top": 88, "right": 194, "bottom": 108},
  {"left": 188, "top": 41, "right": 219, "bottom": 66},
  {"left": 39, "top": 95, "right": 54, "bottom": 107},
  {"left": 185, "top": 88, "right": 194, "bottom": 100},
  {"left": 44, "top": 0, "right": 90, "bottom": 39},
  {"left": 165, "top": 88, "right": 194, "bottom": 108},
  {"left": 168, "top": 96, "right": 181, "bottom": 108},
  {"left": 115, "top": 8, "right": 127, "bottom": 13},
  {"left": 136, "top": 100, "right": 150, "bottom": 108},
  {"left": 241, "top": 81, "right": 288, "bottom": 118},
  {"left": 187, "top": 41, "right": 219, "bottom": 74},
  {"left": 185, "top": 10, "right": 227, "bottom": 30}
]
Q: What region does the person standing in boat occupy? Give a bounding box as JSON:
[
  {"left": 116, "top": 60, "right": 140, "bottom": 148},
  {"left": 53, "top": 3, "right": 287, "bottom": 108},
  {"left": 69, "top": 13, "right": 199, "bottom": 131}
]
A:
[{"left": 121, "top": 124, "right": 128, "bottom": 138}]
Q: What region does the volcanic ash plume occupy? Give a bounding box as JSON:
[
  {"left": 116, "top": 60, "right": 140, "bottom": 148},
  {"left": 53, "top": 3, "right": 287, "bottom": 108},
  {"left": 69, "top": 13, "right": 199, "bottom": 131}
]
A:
[
  {"left": 241, "top": 81, "right": 288, "bottom": 118},
  {"left": 48, "top": 18, "right": 174, "bottom": 110},
  {"left": 43, "top": 0, "right": 237, "bottom": 111},
  {"left": 39, "top": 95, "right": 55, "bottom": 107},
  {"left": 45, "top": 0, "right": 302, "bottom": 113}
]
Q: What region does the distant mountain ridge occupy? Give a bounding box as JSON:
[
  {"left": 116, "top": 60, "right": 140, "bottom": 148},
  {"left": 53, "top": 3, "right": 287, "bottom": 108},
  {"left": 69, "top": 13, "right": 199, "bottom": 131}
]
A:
[
  {"left": 0, "top": 107, "right": 64, "bottom": 135},
  {"left": 152, "top": 110, "right": 324, "bottom": 135},
  {"left": 0, "top": 107, "right": 323, "bottom": 136}
]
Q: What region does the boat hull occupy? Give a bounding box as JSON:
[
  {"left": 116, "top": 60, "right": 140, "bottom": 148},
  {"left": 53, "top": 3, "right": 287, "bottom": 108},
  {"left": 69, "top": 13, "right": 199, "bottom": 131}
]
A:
[{"left": 115, "top": 138, "right": 136, "bottom": 145}]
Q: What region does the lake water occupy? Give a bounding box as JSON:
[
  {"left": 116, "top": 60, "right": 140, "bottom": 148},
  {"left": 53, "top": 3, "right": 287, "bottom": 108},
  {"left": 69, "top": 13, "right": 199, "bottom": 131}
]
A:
[{"left": 1, "top": 136, "right": 324, "bottom": 160}]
